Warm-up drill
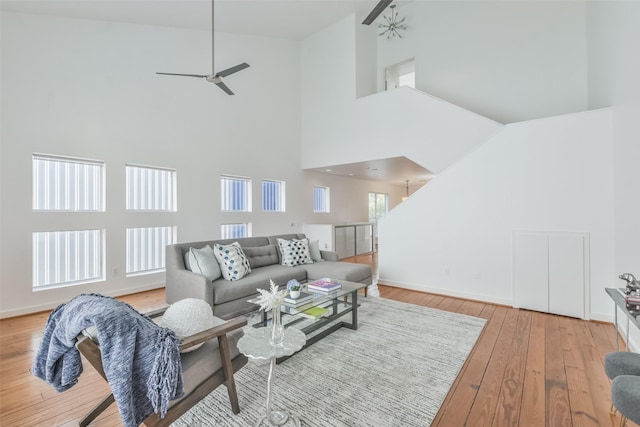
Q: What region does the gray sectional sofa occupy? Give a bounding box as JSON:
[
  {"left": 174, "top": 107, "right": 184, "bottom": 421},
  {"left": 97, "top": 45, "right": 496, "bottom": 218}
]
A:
[{"left": 165, "top": 233, "right": 372, "bottom": 317}]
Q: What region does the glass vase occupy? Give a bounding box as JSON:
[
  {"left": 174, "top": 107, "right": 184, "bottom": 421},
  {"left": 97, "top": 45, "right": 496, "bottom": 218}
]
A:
[{"left": 270, "top": 305, "right": 285, "bottom": 346}]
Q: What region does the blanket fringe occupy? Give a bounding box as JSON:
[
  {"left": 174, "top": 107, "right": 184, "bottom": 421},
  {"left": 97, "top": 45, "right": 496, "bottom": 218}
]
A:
[{"left": 146, "top": 329, "right": 182, "bottom": 418}]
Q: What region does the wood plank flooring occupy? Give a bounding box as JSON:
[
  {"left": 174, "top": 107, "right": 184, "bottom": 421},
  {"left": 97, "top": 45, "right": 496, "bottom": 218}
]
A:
[{"left": 0, "top": 253, "right": 631, "bottom": 426}]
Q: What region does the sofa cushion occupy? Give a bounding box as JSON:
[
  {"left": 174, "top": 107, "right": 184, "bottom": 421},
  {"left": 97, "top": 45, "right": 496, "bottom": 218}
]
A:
[
  {"left": 308, "top": 240, "right": 323, "bottom": 262},
  {"left": 213, "top": 242, "right": 251, "bottom": 281},
  {"left": 302, "top": 261, "right": 372, "bottom": 285},
  {"left": 211, "top": 264, "right": 307, "bottom": 305},
  {"left": 184, "top": 245, "right": 222, "bottom": 281},
  {"left": 277, "top": 238, "right": 313, "bottom": 266},
  {"left": 243, "top": 245, "right": 279, "bottom": 269}
]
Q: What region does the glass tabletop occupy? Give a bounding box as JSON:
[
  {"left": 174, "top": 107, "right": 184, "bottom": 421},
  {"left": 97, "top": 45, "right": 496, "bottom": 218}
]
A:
[
  {"left": 248, "top": 280, "right": 365, "bottom": 314},
  {"left": 238, "top": 326, "right": 306, "bottom": 361}
]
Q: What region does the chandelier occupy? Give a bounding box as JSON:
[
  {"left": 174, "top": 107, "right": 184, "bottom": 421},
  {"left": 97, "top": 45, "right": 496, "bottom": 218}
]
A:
[{"left": 378, "top": 4, "right": 407, "bottom": 39}]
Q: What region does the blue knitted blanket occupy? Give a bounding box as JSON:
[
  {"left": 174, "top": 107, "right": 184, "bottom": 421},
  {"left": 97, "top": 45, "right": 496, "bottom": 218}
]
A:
[{"left": 32, "top": 294, "right": 183, "bottom": 427}]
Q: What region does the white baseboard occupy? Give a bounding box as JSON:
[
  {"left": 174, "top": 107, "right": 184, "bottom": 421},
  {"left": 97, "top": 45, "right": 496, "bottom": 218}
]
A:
[
  {"left": 0, "top": 283, "right": 165, "bottom": 319},
  {"left": 380, "top": 279, "right": 614, "bottom": 324},
  {"left": 379, "top": 278, "right": 512, "bottom": 307}
]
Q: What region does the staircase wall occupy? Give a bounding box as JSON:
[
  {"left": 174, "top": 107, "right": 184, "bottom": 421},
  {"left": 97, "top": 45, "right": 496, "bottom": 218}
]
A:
[
  {"left": 301, "top": 15, "right": 502, "bottom": 175},
  {"left": 377, "top": 109, "right": 614, "bottom": 319}
]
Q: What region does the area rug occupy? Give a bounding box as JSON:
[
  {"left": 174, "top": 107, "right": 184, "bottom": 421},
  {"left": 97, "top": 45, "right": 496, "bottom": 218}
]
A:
[{"left": 173, "top": 297, "right": 486, "bottom": 427}]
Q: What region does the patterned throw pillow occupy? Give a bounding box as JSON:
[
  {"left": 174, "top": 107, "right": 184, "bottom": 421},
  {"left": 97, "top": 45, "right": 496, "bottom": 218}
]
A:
[
  {"left": 277, "top": 238, "right": 313, "bottom": 266},
  {"left": 213, "top": 242, "right": 251, "bottom": 281}
]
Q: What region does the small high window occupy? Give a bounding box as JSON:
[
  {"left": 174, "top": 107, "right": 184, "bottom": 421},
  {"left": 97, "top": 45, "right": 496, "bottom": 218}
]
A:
[
  {"left": 126, "top": 164, "right": 177, "bottom": 211},
  {"left": 262, "top": 179, "right": 285, "bottom": 212},
  {"left": 221, "top": 223, "right": 251, "bottom": 239},
  {"left": 32, "top": 229, "right": 105, "bottom": 289},
  {"left": 221, "top": 176, "right": 252, "bottom": 212},
  {"left": 126, "top": 226, "right": 176, "bottom": 276},
  {"left": 313, "top": 186, "right": 330, "bottom": 213},
  {"left": 32, "top": 153, "right": 105, "bottom": 211}
]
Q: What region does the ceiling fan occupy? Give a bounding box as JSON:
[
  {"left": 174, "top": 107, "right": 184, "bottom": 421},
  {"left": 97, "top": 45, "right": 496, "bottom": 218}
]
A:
[
  {"left": 362, "top": 0, "right": 394, "bottom": 25},
  {"left": 156, "top": 0, "right": 249, "bottom": 95}
]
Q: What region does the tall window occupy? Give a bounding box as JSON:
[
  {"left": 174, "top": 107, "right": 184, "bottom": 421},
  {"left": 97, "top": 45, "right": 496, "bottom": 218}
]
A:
[
  {"left": 221, "top": 176, "right": 251, "bottom": 212},
  {"left": 262, "top": 179, "right": 285, "bottom": 212},
  {"left": 221, "top": 223, "right": 251, "bottom": 239},
  {"left": 369, "top": 192, "right": 389, "bottom": 221},
  {"left": 32, "top": 229, "right": 104, "bottom": 289},
  {"left": 313, "top": 186, "right": 330, "bottom": 213},
  {"left": 33, "top": 153, "right": 104, "bottom": 211},
  {"left": 126, "top": 164, "right": 176, "bottom": 211},
  {"left": 32, "top": 154, "right": 106, "bottom": 290},
  {"left": 126, "top": 226, "right": 175, "bottom": 276}
]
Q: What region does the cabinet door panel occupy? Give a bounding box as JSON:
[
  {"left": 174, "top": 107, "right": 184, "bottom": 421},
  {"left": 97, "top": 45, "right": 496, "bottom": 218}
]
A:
[
  {"left": 513, "top": 232, "right": 549, "bottom": 313},
  {"left": 355, "top": 224, "right": 373, "bottom": 255},
  {"left": 335, "top": 226, "right": 355, "bottom": 259},
  {"left": 548, "top": 234, "right": 585, "bottom": 318}
]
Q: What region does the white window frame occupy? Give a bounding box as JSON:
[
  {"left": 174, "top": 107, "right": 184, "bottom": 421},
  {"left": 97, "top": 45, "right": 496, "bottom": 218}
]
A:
[
  {"left": 32, "top": 153, "right": 105, "bottom": 212},
  {"left": 221, "top": 175, "right": 252, "bottom": 212},
  {"left": 220, "top": 223, "right": 252, "bottom": 239},
  {"left": 32, "top": 229, "right": 105, "bottom": 290},
  {"left": 262, "top": 179, "right": 286, "bottom": 212},
  {"left": 313, "top": 186, "right": 330, "bottom": 213},
  {"left": 126, "top": 226, "right": 176, "bottom": 276},
  {"left": 126, "top": 164, "right": 177, "bottom": 211}
]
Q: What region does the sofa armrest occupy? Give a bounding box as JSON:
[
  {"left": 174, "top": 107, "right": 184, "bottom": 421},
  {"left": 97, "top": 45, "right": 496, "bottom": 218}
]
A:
[
  {"left": 165, "top": 268, "right": 214, "bottom": 306},
  {"left": 166, "top": 244, "right": 215, "bottom": 306},
  {"left": 320, "top": 250, "right": 339, "bottom": 262}
]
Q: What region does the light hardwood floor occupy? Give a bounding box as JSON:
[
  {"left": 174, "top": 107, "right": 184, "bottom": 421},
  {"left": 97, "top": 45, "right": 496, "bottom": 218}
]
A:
[{"left": 0, "top": 253, "right": 631, "bottom": 426}]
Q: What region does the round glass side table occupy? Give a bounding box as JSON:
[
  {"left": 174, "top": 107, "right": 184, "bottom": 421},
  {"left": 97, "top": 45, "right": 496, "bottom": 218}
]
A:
[{"left": 238, "top": 325, "right": 306, "bottom": 426}]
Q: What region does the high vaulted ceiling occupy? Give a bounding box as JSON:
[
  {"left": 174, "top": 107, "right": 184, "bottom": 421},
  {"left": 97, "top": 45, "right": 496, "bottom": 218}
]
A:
[
  {"left": 1, "top": 0, "right": 429, "bottom": 186},
  {"left": 0, "top": 0, "right": 381, "bottom": 40}
]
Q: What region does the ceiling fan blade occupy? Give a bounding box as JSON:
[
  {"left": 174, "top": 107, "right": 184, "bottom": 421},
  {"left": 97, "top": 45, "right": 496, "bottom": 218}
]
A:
[
  {"left": 362, "top": 0, "right": 394, "bottom": 25},
  {"left": 215, "top": 81, "right": 234, "bottom": 95},
  {"left": 216, "top": 63, "right": 250, "bottom": 78},
  {"left": 156, "top": 72, "right": 208, "bottom": 78}
]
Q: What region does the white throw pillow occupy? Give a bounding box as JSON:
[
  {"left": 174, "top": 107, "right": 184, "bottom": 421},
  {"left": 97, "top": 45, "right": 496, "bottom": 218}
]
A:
[
  {"left": 213, "top": 242, "right": 251, "bottom": 281},
  {"left": 277, "top": 238, "right": 313, "bottom": 266},
  {"left": 184, "top": 245, "right": 222, "bottom": 281},
  {"left": 308, "top": 239, "right": 323, "bottom": 262},
  {"left": 161, "top": 298, "right": 214, "bottom": 353}
]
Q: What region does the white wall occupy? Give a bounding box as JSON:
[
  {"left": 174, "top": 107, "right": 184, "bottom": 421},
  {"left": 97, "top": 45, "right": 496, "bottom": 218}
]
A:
[
  {"left": 378, "top": 109, "right": 614, "bottom": 319},
  {"left": 376, "top": 1, "right": 589, "bottom": 124},
  {"left": 0, "top": 12, "right": 392, "bottom": 317},
  {"left": 587, "top": 2, "right": 640, "bottom": 348},
  {"left": 301, "top": 15, "right": 502, "bottom": 175},
  {"left": 355, "top": 10, "right": 377, "bottom": 99}
]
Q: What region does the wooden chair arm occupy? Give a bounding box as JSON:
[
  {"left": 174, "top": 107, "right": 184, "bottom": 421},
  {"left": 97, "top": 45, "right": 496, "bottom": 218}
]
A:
[
  {"left": 143, "top": 306, "right": 170, "bottom": 319},
  {"left": 180, "top": 317, "right": 247, "bottom": 352}
]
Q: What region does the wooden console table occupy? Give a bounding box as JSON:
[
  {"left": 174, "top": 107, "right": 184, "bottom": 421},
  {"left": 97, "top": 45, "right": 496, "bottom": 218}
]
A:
[{"left": 605, "top": 287, "right": 640, "bottom": 351}]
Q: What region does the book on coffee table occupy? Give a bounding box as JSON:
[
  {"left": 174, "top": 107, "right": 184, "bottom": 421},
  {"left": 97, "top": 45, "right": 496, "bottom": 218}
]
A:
[
  {"left": 300, "top": 306, "right": 330, "bottom": 319},
  {"left": 307, "top": 279, "right": 342, "bottom": 293},
  {"left": 283, "top": 292, "right": 313, "bottom": 306}
]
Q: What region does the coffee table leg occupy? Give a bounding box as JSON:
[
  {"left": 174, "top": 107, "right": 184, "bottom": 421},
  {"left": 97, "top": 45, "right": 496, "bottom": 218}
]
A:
[{"left": 352, "top": 290, "right": 358, "bottom": 330}]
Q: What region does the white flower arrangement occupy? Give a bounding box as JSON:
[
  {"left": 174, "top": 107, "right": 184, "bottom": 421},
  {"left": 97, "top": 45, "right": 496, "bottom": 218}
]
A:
[{"left": 256, "top": 280, "right": 287, "bottom": 312}]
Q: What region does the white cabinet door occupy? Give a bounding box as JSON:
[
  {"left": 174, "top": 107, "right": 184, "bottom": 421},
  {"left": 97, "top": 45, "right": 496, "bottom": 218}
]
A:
[
  {"left": 513, "top": 230, "right": 588, "bottom": 319},
  {"left": 548, "top": 234, "right": 585, "bottom": 318},
  {"left": 513, "top": 232, "right": 549, "bottom": 313}
]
